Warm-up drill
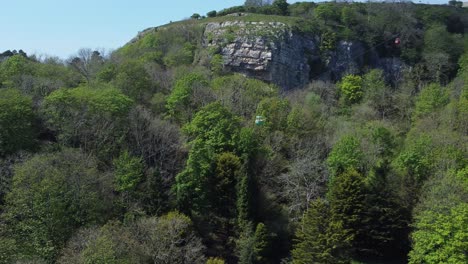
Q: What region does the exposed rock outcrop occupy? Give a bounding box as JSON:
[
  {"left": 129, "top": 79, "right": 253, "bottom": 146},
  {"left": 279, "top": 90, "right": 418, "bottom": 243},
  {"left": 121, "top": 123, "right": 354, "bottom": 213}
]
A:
[
  {"left": 324, "top": 41, "right": 366, "bottom": 80},
  {"left": 204, "top": 21, "right": 318, "bottom": 90}
]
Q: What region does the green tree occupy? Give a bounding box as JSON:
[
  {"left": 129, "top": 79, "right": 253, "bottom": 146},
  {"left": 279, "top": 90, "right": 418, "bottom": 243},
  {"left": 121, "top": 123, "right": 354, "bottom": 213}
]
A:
[
  {"left": 1, "top": 149, "right": 114, "bottom": 261},
  {"left": 424, "top": 24, "right": 464, "bottom": 62},
  {"left": 413, "top": 83, "right": 449, "bottom": 120},
  {"left": 82, "top": 234, "right": 121, "bottom": 264},
  {"left": 42, "top": 85, "right": 133, "bottom": 160},
  {"left": 272, "top": 0, "right": 289, "bottom": 16},
  {"left": 135, "top": 212, "right": 206, "bottom": 264},
  {"left": 0, "top": 55, "right": 34, "bottom": 87},
  {"left": 114, "top": 151, "right": 144, "bottom": 192},
  {"left": 213, "top": 152, "right": 242, "bottom": 217},
  {"left": 0, "top": 237, "right": 17, "bottom": 264},
  {"left": 113, "top": 60, "right": 153, "bottom": 101},
  {"left": 408, "top": 167, "right": 468, "bottom": 263},
  {"left": 292, "top": 199, "right": 350, "bottom": 264},
  {"left": 256, "top": 97, "right": 290, "bottom": 131},
  {"left": 166, "top": 73, "right": 210, "bottom": 123},
  {"left": 0, "top": 89, "right": 36, "bottom": 156},
  {"left": 328, "top": 169, "right": 367, "bottom": 257},
  {"left": 60, "top": 222, "right": 144, "bottom": 264},
  {"left": 207, "top": 10, "right": 217, "bottom": 18},
  {"left": 253, "top": 223, "right": 271, "bottom": 264},
  {"left": 314, "top": 3, "right": 339, "bottom": 24},
  {"left": 362, "top": 69, "right": 394, "bottom": 118},
  {"left": 327, "top": 135, "right": 364, "bottom": 177},
  {"left": 339, "top": 74, "right": 363, "bottom": 105},
  {"left": 163, "top": 42, "right": 196, "bottom": 67},
  {"left": 409, "top": 203, "right": 468, "bottom": 264},
  {"left": 175, "top": 103, "right": 241, "bottom": 213},
  {"left": 210, "top": 54, "right": 224, "bottom": 75}
]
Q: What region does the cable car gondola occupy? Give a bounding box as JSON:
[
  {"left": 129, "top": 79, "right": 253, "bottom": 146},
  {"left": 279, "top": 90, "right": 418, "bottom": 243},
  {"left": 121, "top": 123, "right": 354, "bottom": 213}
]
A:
[{"left": 394, "top": 37, "right": 401, "bottom": 46}]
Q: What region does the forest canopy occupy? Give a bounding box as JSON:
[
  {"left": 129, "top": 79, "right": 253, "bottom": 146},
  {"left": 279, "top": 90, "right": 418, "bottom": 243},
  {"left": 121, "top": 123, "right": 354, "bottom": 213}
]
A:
[{"left": 0, "top": 1, "right": 467, "bottom": 263}]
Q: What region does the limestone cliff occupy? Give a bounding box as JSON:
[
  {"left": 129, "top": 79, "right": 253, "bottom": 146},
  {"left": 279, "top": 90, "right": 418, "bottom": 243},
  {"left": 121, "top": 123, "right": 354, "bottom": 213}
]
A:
[
  {"left": 204, "top": 21, "right": 318, "bottom": 90},
  {"left": 202, "top": 21, "right": 405, "bottom": 89}
]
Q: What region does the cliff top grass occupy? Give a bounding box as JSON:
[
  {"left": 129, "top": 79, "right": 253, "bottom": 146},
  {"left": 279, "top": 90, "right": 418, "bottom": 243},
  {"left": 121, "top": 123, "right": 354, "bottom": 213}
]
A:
[{"left": 162, "top": 13, "right": 302, "bottom": 29}]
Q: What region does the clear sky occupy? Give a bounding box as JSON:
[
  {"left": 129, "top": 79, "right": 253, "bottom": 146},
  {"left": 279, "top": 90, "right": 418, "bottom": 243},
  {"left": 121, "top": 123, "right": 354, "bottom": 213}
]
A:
[{"left": 0, "top": 0, "right": 448, "bottom": 59}]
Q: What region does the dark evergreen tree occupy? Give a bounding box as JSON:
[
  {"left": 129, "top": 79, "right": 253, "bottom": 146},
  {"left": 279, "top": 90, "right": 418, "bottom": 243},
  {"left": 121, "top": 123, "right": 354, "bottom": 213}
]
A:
[
  {"left": 328, "top": 169, "right": 366, "bottom": 258},
  {"left": 292, "top": 198, "right": 350, "bottom": 264}
]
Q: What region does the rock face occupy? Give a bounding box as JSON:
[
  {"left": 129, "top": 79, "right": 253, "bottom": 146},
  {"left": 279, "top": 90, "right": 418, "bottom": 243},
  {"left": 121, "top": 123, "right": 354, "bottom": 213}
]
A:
[
  {"left": 203, "top": 21, "right": 406, "bottom": 89},
  {"left": 204, "top": 21, "right": 318, "bottom": 90},
  {"left": 325, "top": 41, "right": 367, "bottom": 80}
]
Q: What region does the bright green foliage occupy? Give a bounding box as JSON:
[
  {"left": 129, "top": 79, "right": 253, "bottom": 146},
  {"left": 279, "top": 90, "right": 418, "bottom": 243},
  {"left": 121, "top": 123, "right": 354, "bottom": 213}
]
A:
[
  {"left": 456, "top": 166, "right": 468, "bottom": 188},
  {"left": 166, "top": 73, "right": 209, "bottom": 123},
  {"left": 409, "top": 203, "right": 468, "bottom": 264},
  {"left": 327, "top": 135, "right": 364, "bottom": 177},
  {"left": 320, "top": 30, "right": 337, "bottom": 51},
  {"left": 292, "top": 199, "right": 350, "bottom": 264},
  {"left": 211, "top": 54, "right": 224, "bottom": 75},
  {"left": 176, "top": 103, "right": 242, "bottom": 212},
  {"left": 409, "top": 167, "right": 468, "bottom": 264},
  {"left": 42, "top": 85, "right": 133, "bottom": 159},
  {"left": 1, "top": 149, "right": 113, "bottom": 261},
  {"left": 458, "top": 86, "right": 468, "bottom": 134},
  {"left": 0, "top": 55, "right": 34, "bottom": 87},
  {"left": 113, "top": 151, "right": 144, "bottom": 192},
  {"left": 395, "top": 134, "right": 434, "bottom": 186},
  {"left": 175, "top": 141, "right": 216, "bottom": 212},
  {"left": 413, "top": 83, "right": 449, "bottom": 120},
  {"left": 253, "top": 223, "right": 271, "bottom": 264},
  {"left": 286, "top": 103, "right": 319, "bottom": 136},
  {"left": 207, "top": 257, "right": 225, "bottom": 264},
  {"left": 163, "top": 42, "right": 196, "bottom": 67},
  {"left": 117, "top": 22, "right": 204, "bottom": 65},
  {"left": 256, "top": 97, "right": 290, "bottom": 131},
  {"left": 44, "top": 85, "right": 133, "bottom": 116},
  {"left": 0, "top": 89, "right": 36, "bottom": 156},
  {"left": 183, "top": 102, "right": 241, "bottom": 153},
  {"left": 339, "top": 75, "right": 363, "bottom": 105}
]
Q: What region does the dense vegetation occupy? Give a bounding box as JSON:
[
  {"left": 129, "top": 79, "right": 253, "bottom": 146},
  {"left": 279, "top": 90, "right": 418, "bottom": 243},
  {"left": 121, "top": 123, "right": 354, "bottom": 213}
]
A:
[{"left": 0, "top": 1, "right": 467, "bottom": 263}]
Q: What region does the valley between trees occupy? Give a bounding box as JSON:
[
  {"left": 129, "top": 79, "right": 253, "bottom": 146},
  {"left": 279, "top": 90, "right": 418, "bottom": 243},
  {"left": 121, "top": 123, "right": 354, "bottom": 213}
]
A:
[{"left": 0, "top": 1, "right": 467, "bottom": 263}]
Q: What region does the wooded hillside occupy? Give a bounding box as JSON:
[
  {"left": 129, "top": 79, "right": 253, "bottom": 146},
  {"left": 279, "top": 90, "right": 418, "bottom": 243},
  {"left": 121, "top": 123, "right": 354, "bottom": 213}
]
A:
[{"left": 0, "top": 1, "right": 467, "bottom": 263}]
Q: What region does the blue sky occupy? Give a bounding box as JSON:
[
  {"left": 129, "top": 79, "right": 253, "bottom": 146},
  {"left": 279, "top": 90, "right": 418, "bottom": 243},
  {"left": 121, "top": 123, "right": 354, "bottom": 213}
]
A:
[{"left": 0, "top": 0, "right": 448, "bottom": 58}]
